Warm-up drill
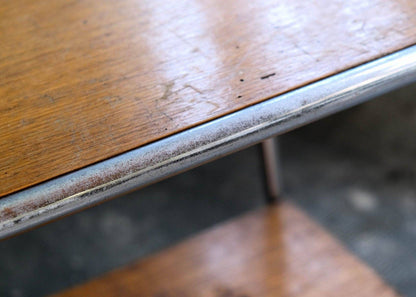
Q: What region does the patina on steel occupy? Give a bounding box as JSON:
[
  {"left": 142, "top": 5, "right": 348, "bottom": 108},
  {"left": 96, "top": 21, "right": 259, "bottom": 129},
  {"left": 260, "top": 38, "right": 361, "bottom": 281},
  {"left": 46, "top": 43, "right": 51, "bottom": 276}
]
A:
[{"left": 2, "top": 45, "right": 416, "bottom": 239}]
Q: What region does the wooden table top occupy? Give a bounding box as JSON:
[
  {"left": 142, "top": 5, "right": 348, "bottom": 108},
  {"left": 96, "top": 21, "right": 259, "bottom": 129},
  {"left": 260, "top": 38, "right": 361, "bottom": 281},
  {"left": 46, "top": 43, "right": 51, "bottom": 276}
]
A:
[{"left": 2, "top": 0, "right": 416, "bottom": 197}]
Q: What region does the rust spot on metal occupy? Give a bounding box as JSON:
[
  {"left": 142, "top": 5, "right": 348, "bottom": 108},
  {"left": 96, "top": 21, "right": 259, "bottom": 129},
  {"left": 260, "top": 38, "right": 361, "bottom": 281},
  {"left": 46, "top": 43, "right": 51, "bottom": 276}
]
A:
[{"left": 1, "top": 207, "right": 17, "bottom": 219}]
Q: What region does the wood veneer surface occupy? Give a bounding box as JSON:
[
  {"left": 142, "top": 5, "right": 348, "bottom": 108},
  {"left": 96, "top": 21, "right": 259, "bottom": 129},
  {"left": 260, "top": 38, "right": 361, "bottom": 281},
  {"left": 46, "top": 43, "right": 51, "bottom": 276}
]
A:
[
  {"left": 2, "top": 0, "right": 416, "bottom": 196},
  {"left": 51, "top": 202, "right": 400, "bottom": 297}
]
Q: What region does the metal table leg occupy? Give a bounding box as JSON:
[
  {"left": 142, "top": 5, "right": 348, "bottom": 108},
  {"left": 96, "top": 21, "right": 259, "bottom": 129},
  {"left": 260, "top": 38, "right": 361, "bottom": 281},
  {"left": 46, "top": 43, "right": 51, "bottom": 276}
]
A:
[{"left": 261, "top": 137, "right": 282, "bottom": 203}]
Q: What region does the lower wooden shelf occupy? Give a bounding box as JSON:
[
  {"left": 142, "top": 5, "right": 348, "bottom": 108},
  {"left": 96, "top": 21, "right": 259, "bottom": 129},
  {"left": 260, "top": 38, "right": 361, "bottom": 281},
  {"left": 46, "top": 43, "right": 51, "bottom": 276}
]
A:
[{"left": 51, "top": 202, "right": 400, "bottom": 297}]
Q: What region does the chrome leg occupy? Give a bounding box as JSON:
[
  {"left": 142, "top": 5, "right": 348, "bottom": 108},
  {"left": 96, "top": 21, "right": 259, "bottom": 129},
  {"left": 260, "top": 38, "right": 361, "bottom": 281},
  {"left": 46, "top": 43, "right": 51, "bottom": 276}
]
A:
[{"left": 261, "top": 137, "right": 282, "bottom": 203}]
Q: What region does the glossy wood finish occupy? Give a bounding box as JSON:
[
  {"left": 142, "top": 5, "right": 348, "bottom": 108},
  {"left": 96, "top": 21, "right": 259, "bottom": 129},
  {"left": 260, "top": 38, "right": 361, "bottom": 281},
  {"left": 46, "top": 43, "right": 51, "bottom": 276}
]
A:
[
  {"left": 2, "top": 0, "right": 416, "bottom": 197},
  {"left": 51, "top": 202, "right": 400, "bottom": 297}
]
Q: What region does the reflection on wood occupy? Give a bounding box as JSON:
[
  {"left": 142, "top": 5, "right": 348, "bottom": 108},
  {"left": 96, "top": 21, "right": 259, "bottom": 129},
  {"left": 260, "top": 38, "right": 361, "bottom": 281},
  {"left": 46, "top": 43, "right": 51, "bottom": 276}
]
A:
[
  {"left": 51, "top": 202, "right": 400, "bottom": 297},
  {"left": 2, "top": 0, "right": 416, "bottom": 196}
]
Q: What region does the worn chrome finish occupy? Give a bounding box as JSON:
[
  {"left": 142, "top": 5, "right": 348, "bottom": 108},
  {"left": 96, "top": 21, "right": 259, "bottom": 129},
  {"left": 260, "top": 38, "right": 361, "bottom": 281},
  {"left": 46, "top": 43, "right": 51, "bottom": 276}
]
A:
[{"left": 2, "top": 45, "right": 416, "bottom": 239}]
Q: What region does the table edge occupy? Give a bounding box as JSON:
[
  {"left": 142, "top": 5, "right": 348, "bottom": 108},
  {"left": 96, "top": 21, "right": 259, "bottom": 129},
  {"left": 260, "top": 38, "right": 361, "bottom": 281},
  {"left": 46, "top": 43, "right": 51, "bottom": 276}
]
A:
[{"left": 2, "top": 45, "right": 416, "bottom": 239}]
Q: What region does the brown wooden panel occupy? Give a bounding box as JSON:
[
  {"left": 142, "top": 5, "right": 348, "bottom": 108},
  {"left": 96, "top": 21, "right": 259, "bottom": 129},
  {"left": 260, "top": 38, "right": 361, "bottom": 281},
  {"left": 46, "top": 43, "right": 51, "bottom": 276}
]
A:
[
  {"left": 51, "top": 202, "right": 400, "bottom": 297},
  {"left": 2, "top": 0, "right": 416, "bottom": 196}
]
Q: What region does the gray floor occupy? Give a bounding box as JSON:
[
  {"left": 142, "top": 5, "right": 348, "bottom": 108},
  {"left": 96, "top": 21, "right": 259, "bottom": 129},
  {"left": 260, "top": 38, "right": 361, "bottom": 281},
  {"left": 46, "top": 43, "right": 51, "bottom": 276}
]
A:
[{"left": 1, "top": 83, "right": 416, "bottom": 297}]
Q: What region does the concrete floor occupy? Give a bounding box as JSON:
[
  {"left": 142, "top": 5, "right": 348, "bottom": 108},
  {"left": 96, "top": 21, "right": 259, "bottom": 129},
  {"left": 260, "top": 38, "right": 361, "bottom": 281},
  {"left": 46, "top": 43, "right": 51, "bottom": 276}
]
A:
[{"left": 1, "top": 83, "right": 416, "bottom": 297}]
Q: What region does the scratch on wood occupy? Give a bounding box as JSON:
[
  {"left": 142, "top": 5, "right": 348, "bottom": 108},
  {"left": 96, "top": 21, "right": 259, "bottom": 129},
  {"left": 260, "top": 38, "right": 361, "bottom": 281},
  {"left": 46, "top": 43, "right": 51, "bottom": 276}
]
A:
[
  {"left": 102, "top": 95, "right": 123, "bottom": 107},
  {"left": 205, "top": 100, "right": 220, "bottom": 110},
  {"left": 159, "top": 82, "right": 175, "bottom": 101},
  {"left": 44, "top": 94, "right": 55, "bottom": 103},
  {"left": 183, "top": 84, "right": 203, "bottom": 94},
  {"left": 158, "top": 81, "right": 204, "bottom": 103},
  {"left": 160, "top": 110, "right": 173, "bottom": 121},
  {"left": 20, "top": 118, "right": 35, "bottom": 126},
  {"left": 167, "top": 28, "right": 209, "bottom": 59},
  {"left": 260, "top": 73, "right": 276, "bottom": 80},
  {"left": 293, "top": 41, "right": 315, "bottom": 60}
]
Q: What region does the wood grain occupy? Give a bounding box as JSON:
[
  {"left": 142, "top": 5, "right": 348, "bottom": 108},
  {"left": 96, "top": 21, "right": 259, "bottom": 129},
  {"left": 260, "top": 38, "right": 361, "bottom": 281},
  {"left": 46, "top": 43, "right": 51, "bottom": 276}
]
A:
[
  {"left": 2, "top": 0, "right": 416, "bottom": 196},
  {"left": 51, "top": 202, "right": 400, "bottom": 297}
]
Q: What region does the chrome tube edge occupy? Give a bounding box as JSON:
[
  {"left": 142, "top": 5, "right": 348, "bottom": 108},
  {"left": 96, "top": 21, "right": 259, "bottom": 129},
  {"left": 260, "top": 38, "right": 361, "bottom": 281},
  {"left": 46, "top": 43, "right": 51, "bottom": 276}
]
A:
[{"left": 2, "top": 45, "right": 416, "bottom": 239}]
